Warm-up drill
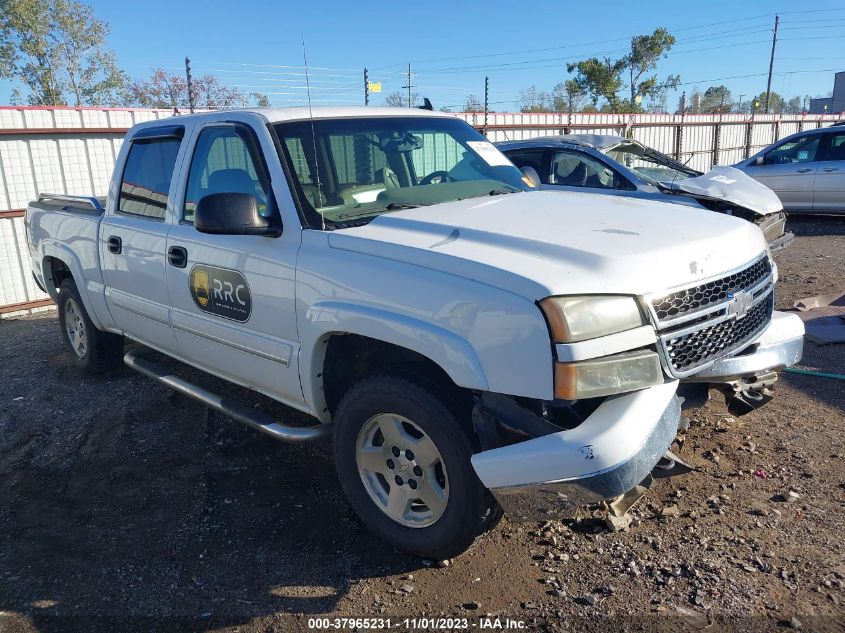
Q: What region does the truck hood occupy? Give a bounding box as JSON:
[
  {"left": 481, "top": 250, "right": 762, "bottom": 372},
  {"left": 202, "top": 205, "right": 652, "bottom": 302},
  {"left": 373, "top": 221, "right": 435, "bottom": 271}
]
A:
[
  {"left": 328, "top": 190, "right": 768, "bottom": 301},
  {"left": 657, "top": 166, "right": 783, "bottom": 216}
]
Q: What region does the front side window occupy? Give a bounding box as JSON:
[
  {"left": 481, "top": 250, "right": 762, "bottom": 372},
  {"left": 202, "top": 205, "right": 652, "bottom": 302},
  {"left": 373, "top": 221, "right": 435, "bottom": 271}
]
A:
[
  {"left": 604, "top": 142, "right": 697, "bottom": 184},
  {"left": 764, "top": 135, "right": 820, "bottom": 165},
  {"left": 118, "top": 137, "right": 181, "bottom": 219},
  {"left": 184, "top": 125, "right": 272, "bottom": 222},
  {"left": 551, "top": 151, "right": 617, "bottom": 189},
  {"left": 504, "top": 150, "right": 547, "bottom": 182},
  {"left": 273, "top": 116, "right": 530, "bottom": 228}
]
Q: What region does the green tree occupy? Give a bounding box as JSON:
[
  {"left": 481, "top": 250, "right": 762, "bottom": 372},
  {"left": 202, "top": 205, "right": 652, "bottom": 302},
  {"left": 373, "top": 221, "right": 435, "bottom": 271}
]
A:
[
  {"left": 0, "top": 0, "right": 125, "bottom": 106},
  {"left": 752, "top": 91, "right": 784, "bottom": 114},
  {"left": 624, "top": 28, "right": 680, "bottom": 111},
  {"left": 518, "top": 85, "right": 551, "bottom": 112},
  {"left": 251, "top": 92, "right": 270, "bottom": 107},
  {"left": 566, "top": 27, "right": 679, "bottom": 113},
  {"left": 700, "top": 85, "right": 732, "bottom": 113},
  {"left": 551, "top": 79, "right": 585, "bottom": 112},
  {"left": 565, "top": 57, "right": 624, "bottom": 110},
  {"left": 123, "top": 69, "right": 246, "bottom": 109}
]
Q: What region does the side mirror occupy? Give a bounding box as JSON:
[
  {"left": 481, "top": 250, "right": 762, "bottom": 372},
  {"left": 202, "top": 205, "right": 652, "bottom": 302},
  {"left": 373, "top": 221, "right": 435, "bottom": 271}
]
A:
[
  {"left": 755, "top": 155, "right": 765, "bottom": 166},
  {"left": 520, "top": 165, "right": 542, "bottom": 188},
  {"left": 194, "top": 192, "right": 280, "bottom": 236}
]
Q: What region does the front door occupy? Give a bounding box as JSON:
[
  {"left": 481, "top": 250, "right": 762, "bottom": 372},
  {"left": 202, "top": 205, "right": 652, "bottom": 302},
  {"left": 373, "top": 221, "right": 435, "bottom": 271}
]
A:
[
  {"left": 165, "top": 120, "right": 305, "bottom": 409},
  {"left": 745, "top": 133, "right": 821, "bottom": 211},
  {"left": 813, "top": 130, "right": 845, "bottom": 213}
]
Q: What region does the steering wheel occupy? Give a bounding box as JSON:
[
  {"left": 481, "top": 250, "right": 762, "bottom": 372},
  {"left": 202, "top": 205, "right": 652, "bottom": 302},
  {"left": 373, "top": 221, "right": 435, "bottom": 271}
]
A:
[{"left": 419, "top": 170, "right": 455, "bottom": 185}]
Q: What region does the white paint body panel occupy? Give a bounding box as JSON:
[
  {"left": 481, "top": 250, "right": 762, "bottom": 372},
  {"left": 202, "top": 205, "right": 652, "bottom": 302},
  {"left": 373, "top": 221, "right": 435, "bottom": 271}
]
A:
[
  {"left": 471, "top": 380, "right": 680, "bottom": 489},
  {"left": 25, "top": 108, "right": 768, "bottom": 422}
]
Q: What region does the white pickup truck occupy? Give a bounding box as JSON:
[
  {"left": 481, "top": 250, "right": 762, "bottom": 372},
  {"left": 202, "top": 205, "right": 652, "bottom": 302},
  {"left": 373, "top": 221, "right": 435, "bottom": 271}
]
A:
[{"left": 25, "top": 107, "right": 805, "bottom": 560}]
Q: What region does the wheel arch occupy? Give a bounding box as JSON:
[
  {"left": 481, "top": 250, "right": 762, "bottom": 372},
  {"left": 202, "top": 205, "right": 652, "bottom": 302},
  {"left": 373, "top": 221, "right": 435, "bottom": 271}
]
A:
[{"left": 300, "top": 301, "right": 488, "bottom": 422}]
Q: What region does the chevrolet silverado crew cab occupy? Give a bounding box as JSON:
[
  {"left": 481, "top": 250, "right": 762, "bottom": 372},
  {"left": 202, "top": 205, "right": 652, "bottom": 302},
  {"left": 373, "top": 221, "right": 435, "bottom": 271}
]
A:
[{"left": 26, "top": 107, "right": 805, "bottom": 560}]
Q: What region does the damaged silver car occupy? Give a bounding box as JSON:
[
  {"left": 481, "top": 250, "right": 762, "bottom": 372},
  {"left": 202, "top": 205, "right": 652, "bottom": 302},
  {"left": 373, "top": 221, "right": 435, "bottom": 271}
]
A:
[{"left": 497, "top": 135, "right": 793, "bottom": 250}]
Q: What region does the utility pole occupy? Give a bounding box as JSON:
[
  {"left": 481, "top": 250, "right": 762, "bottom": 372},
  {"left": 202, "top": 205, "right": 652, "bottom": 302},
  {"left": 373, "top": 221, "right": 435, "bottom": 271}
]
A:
[
  {"left": 185, "top": 57, "right": 195, "bottom": 113},
  {"left": 737, "top": 94, "right": 745, "bottom": 114},
  {"left": 402, "top": 63, "right": 415, "bottom": 108},
  {"left": 764, "top": 15, "right": 779, "bottom": 114},
  {"left": 483, "top": 76, "right": 489, "bottom": 134},
  {"left": 364, "top": 67, "right": 369, "bottom": 106}
]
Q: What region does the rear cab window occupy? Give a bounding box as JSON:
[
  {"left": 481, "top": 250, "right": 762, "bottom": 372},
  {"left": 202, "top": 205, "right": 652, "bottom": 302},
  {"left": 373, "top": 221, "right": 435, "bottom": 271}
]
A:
[{"left": 118, "top": 127, "right": 183, "bottom": 219}]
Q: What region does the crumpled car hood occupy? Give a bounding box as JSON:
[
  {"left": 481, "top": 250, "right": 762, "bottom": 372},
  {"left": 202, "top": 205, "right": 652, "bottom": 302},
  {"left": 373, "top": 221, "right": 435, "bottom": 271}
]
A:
[{"left": 658, "top": 166, "right": 783, "bottom": 216}]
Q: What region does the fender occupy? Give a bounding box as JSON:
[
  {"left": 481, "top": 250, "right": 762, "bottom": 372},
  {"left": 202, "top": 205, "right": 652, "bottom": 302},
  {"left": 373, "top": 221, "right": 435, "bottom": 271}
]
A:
[
  {"left": 300, "top": 300, "right": 489, "bottom": 420},
  {"left": 40, "top": 241, "right": 110, "bottom": 331}
]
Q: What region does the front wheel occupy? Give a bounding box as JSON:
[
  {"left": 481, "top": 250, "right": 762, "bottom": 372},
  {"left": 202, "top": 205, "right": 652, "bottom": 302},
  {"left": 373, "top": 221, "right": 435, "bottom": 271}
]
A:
[{"left": 333, "top": 372, "right": 501, "bottom": 560}]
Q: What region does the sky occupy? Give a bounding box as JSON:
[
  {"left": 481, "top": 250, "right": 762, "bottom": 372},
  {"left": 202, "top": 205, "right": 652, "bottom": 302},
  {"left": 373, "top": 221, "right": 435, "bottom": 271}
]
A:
[{"left": 2, "top": 0, "right": 845, "bottom": 110}]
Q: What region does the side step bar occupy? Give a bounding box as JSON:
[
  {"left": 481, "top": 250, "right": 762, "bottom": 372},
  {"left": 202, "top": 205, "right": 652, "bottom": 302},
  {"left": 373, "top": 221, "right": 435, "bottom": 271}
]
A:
[{"left": 124, "top": 347, "right": 330, "bottom": 444}]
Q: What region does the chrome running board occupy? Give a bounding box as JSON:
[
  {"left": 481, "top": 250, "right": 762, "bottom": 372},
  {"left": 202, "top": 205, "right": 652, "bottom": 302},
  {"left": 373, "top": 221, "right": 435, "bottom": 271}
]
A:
[{"left": 124, "top": 346, "right": 330, "bottom": 444}]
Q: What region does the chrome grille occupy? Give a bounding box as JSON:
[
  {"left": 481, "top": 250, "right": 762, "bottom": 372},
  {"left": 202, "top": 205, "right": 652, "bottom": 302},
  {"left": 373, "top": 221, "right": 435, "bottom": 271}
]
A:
[
  {"left": 663, "top": 293, "right": 774, "bottom": 374},
  {"left": 651, "top": 257, "right": 772, "bottom": 322},
  {"left": 648, "top": 256, "right": 776, "bottom": 378}
]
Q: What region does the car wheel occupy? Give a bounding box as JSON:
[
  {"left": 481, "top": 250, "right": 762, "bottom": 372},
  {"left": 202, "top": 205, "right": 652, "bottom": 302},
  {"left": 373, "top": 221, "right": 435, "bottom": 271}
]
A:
[
  {"left": 57, "top": 278, "right": 124, "bottom": 373},
  {"left": 333, "top": 371, "right": 501, "bottom": 560}
]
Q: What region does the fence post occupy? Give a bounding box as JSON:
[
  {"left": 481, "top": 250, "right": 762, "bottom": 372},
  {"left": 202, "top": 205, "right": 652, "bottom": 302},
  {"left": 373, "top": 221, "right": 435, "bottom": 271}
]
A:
[
  {"left": 674, "top": 115, "right": 684, "bottom": 161},
  {"left": 744, "top": 117, "right": 753, "bottom": 159},
  {"left": 712, "top": 120, "right": 722, "bottom": 168}
]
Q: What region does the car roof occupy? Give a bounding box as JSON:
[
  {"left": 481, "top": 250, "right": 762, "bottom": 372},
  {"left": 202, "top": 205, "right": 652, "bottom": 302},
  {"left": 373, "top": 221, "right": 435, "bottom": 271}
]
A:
[
  {"left": 496, "top": 133, "right": 631, "bottom": 151},
  {"left": 137, "top": 106, "right": 455, "bottom": 128}
]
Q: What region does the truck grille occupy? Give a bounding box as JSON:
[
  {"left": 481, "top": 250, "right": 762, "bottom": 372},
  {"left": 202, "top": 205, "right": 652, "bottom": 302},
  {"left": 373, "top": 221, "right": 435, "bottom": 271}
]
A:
[
  {"left": 651, "top": 256, "right": 771, "bottom": 322},
  {"left": 648, "top": 256, "right": 775, "bottom": 377},
  {"left": 663, "top": 293, "right": 774, "bottom": 373}
]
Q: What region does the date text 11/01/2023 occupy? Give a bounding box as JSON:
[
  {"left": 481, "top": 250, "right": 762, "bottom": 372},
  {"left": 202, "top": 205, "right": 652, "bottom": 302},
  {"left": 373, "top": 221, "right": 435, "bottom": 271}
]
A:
[{"left": 306, "top": 617, "right": 527, "bottom": 630}]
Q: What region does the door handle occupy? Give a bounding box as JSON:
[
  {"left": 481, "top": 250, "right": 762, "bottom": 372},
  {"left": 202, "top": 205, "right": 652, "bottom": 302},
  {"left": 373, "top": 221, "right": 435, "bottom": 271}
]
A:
[
  {"left": 167, "top": 246, "right": 188, "bottom": 268},
  {"left": 106, "top": 235, "right": 122, "bottom": 254},
  {"left": 823, "top": 167, "right": 839, "bottom": 172},
  {"left": 796, "top": 168, "right": 813, "bottom": 173}
]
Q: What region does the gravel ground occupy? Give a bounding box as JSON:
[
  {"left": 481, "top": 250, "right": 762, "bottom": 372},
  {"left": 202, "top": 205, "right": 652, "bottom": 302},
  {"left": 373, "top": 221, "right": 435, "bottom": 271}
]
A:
[{"left": 0, "top": 217, "right": 843, "bottom": 633}]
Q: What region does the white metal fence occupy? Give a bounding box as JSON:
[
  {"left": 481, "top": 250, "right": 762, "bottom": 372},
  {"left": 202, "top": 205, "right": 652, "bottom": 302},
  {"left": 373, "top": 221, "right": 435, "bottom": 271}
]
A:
[{"left": 1, "top": 106, "right": 842, "bottom": 316}]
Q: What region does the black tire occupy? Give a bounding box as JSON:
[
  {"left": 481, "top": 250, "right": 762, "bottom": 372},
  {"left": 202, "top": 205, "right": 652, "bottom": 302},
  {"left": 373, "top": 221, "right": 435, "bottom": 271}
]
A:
[
  {"left": 56, "top": 278, "right": 123, "bottom": 374},
  {"left": 333, "top": 372, "right": 502, "bottom": 560}
]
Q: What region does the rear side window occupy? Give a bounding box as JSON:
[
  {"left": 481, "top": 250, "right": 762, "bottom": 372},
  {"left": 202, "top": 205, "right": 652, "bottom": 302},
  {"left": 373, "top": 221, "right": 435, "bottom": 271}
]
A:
[
  {"left": 183, "top": 125, "right": 272, "bottom": 222},
  {"left": 118, "top": 138, "right": 181, "bottom": 219}
]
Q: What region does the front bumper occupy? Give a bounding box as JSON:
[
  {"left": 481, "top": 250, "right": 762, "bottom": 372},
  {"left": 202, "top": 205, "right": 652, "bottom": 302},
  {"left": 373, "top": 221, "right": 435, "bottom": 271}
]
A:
[
  {"left": 684, "top": 310, "right": 804, "bottom": 383},
  {"left": 470, "top": 380, "right": 681, "bottom": 521},
  {"left": 768, "top": 231, "right": 794, "bottom": 252}
]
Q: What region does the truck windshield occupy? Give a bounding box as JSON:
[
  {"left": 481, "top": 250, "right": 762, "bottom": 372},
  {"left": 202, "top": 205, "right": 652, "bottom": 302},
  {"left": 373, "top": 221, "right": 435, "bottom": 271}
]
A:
[
  {"left": 605, "top": 142, "right": 701, "bottom": 185},
  {"left": 273, "top": 116, "right": 530, "bottom": 228}
]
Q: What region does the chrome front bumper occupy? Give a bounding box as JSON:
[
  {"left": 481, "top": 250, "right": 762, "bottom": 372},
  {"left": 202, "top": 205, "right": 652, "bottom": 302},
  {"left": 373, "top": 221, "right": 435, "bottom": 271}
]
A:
[
  {"left": 684, "top": 310, "right": 804, "bottom": 383},
  {"left": 470, "top": 381, "right": 681, "bottom": 521}
]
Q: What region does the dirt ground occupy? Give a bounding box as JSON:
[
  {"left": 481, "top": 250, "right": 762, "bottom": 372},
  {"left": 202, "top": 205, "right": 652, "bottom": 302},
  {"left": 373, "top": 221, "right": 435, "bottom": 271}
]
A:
[{"left": 1, "top": 217, "right": 843, "bottom": 633}]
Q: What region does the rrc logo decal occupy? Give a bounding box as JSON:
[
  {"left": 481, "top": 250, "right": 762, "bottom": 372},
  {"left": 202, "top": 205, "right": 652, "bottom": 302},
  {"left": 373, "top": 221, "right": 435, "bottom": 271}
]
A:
[{"left": 189, "top": 265, "right": 251, "bottom": 322}]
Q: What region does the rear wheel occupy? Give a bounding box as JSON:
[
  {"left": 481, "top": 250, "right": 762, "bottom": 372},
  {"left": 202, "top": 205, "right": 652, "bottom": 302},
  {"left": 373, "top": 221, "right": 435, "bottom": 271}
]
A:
[
  {"left": 56, "top": 279, "right": 123, "bottom": 373},
  {"left": 333, "top": 372, "right": 501, "bottom": 560}
]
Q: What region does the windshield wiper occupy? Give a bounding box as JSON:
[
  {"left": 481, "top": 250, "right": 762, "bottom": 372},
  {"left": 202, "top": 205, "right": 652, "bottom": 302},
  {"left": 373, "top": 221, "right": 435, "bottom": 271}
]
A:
[
  {"left": 488, "top": 187, "right": 519, "bottom": 196},
  {"left": 384, "top": 202, "right": 421, "bottom": 210}
]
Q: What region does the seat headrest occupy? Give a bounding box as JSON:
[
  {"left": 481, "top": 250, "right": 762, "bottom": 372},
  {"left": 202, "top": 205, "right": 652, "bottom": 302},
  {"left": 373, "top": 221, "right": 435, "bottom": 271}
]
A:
[{"left": 208, "top": 169, "right": 255, "bottom": 194}]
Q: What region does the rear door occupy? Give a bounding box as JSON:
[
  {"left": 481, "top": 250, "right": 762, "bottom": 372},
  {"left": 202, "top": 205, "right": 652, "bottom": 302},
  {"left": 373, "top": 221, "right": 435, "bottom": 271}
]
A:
[
  {"left": 100, "top": 126, "right": 184, "bottom": 349},
  {"left": 744, "top": 133, "right": 821, "bottom": 211},
  {"left": 812, "top": 130, "right": 845, "bottom": 213},
  {"left": 165, "top": 117, "right": 304, "bottom": 408}
]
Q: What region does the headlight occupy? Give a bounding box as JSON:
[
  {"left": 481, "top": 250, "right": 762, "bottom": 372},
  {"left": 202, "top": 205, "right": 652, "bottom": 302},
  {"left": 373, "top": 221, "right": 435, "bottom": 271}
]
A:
[
  {"left": 554, "top": 350, "right": 663, "bottom": 400},
  {"left": 539, "top": 295, "right": 646, "bottom": 343}
]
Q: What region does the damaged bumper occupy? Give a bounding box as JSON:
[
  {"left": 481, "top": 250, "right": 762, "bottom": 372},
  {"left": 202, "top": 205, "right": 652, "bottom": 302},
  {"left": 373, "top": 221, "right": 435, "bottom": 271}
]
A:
[
  {"left": 470, "top": 380, "right": 681, "bottom": 521},
  {"left": 685, "top": 310, "right": 804, "bottom": 383}
]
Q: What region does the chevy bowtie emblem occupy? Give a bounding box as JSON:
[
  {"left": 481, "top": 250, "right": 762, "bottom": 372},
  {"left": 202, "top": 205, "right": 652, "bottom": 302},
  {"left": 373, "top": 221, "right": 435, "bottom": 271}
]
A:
[{"left": 726, "top": 290, "right": 753, "bottom": 319}]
